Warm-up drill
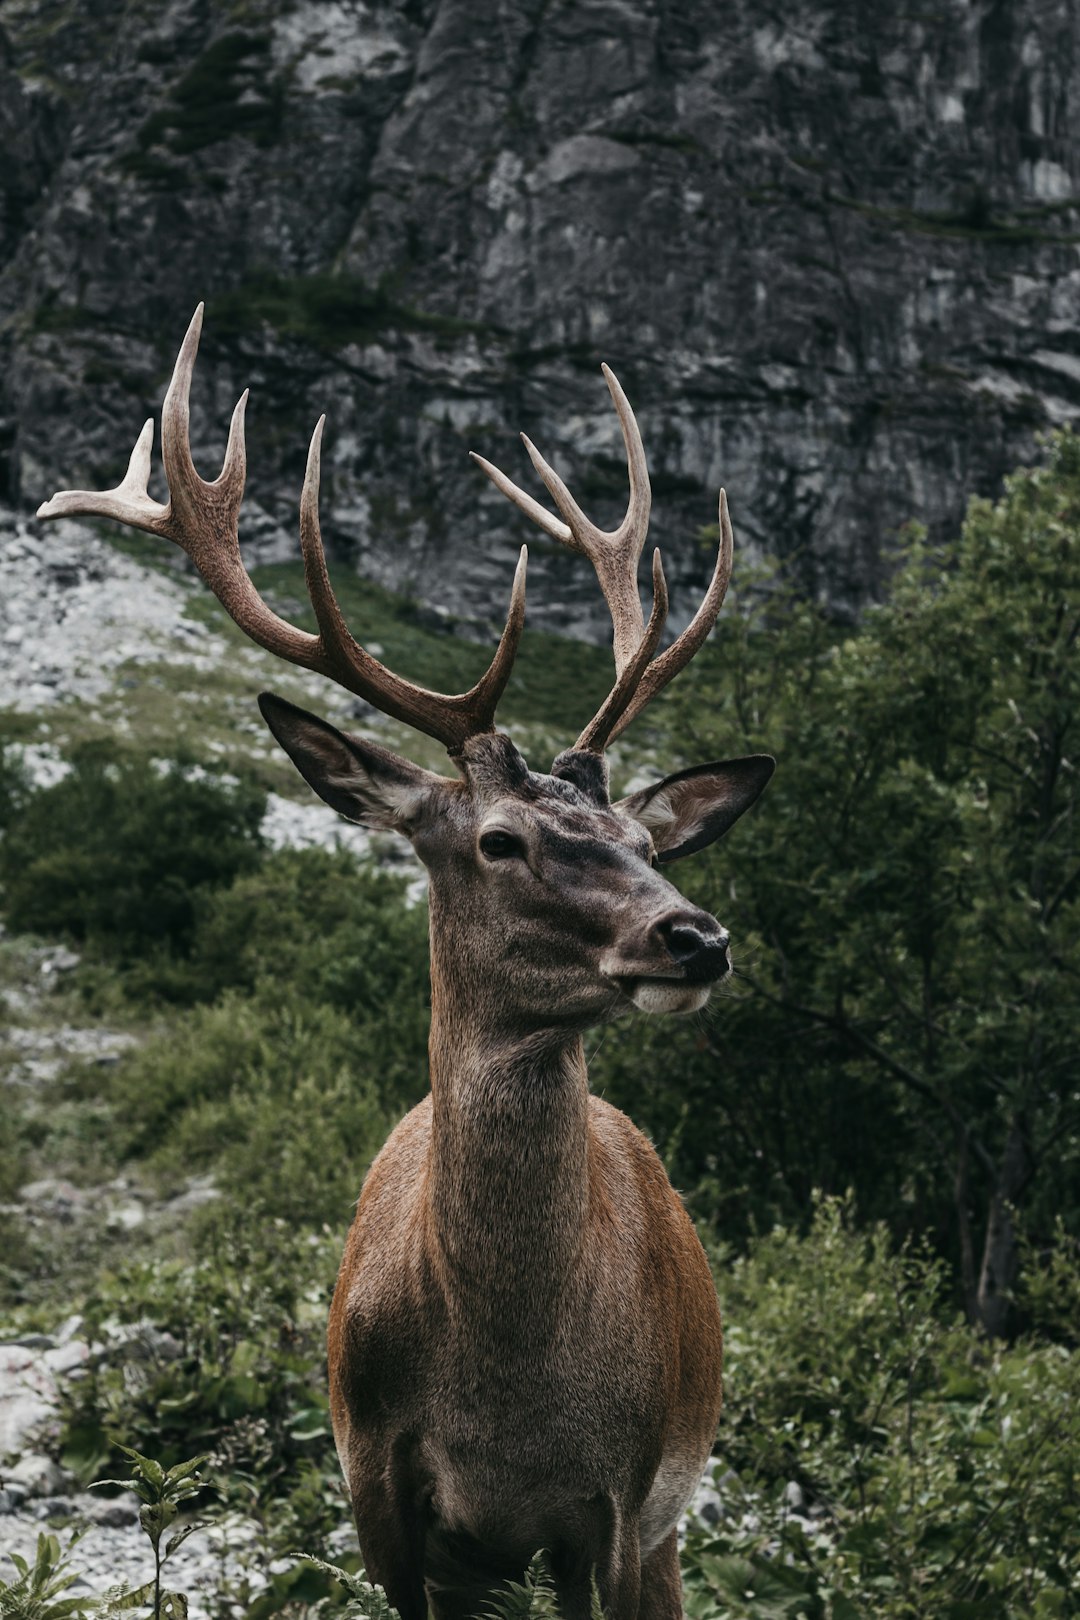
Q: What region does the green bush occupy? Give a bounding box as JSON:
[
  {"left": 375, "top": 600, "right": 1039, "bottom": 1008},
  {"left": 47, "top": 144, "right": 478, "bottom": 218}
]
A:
[
  {"left": 58, "top": 1207, "right": 340, "bottom": 1518},
  {"left": 186, "top": 847, "right": 430, "bottom": 1038},
  {"left": 598, "top": 434, "right": 1080, "bottom": 1336},
  {"left": 75, "top": 849, "right": 431, "bottom": 1221},
  {"left": 97, "top": 993, "right": 398, "bottom": 1226},
  {"left": 0, "top": 744, "right": 265, "bottom": 964},
  {"left": 683, "top": 1197, "right": 1080, "bottom": 1618},
  {"left": 0, "top": 742, "right": 29, "bottom": 828}
]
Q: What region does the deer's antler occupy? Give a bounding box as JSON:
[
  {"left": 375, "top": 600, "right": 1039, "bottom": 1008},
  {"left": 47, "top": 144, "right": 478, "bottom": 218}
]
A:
[
  {"left": 471, "top": 369, "right": 732, "bottom": 751},
  {"left": 37, "top": 305, "right": 527, "bottom": 756}
]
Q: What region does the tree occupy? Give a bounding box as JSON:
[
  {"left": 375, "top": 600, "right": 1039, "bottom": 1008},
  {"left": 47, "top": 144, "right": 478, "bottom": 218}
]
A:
[{"left": 598, "top": 432, "right": 1080, "bottom": 1335}]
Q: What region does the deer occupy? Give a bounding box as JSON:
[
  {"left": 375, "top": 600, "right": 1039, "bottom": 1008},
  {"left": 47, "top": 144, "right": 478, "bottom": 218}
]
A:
[{"left": 38, "top": 307, "right": 774, "bottom": 1620}]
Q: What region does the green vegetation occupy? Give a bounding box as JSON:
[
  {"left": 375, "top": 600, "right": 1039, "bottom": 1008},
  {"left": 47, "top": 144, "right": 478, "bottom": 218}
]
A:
[
  {"left": 686, "top": 1197, "right": 1080, "bottom": 1618},
  {"left": 0, "top": 1530, "right": 91, "bottom": 1619},
  {"left": 208, "top": 272, "right": 493, "bottom": 349},
  {"left": 0, "top": 1451, "right": 212, "bottom": 1619},
  {"left": 595, "top": 430, "right": 1080, "bottom": 1340},
  {"left": 1, "top": 434, "right": 1078, "bottom": 1613},
  {"left": 827, "top": 188, "right": 1080, "bottom": 245},
  {"left": 134, "top": 32, "right": 283, "bottom": 157},
  {"left": 0, "top": 745, "right": 264, "bottom": 970}
]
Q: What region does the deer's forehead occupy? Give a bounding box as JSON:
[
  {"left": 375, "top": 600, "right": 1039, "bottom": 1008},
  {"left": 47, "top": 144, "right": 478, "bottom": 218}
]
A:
[{"left": 476, "top": 776, "right": 646, "bottom": 856}]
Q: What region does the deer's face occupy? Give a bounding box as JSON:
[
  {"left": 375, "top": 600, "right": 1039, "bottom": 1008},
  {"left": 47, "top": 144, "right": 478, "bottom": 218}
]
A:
[{"left": 260, "top": 699, "right": 773, "bottom": 1036}]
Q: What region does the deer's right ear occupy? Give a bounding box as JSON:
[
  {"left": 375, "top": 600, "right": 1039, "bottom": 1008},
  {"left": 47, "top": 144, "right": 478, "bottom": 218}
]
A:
[{"left": 258, "top": 693, "right": 446, "bottom": 832}]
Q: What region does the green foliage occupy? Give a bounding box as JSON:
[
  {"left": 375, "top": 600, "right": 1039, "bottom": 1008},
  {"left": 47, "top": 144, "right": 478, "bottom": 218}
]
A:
[
  {"left": 597, "top": 436, "right": 1080, "bottom": 1329},
  {"left": 0, "top": 1533, "right": 88, "bottom": 1620},
  {"left": 1019, "top": 1217, "right": 1080, "bottom": 1342},
  {"left": 482, "top": 1554, "right": 562, "bottom": 1620},
  {"left": 98, "top": 992, "right": 397, "bottom": 1222},
  {"left": 682, "top": 1197, "right": 1080, "bottom": 1619},
  {"left": 292, "top": 1556, "right": 401, "bottom": 1620},
  {"left": 133, "top": 31, "right": 283, "bottom": 160},
  {"left": 80, "top": 849, "right": 428, "bottom": 1220},
  {"left": 208, "top": 271, "right": 489, "bottom": 349},
  {"left": 0, "top": 743, "right": 29, "bottom": 829},
  {"left": 92, "top": 1448, "right": 211, "bottom": 1620},
  {"left": 0, "top": 745, "right": 265, "bottom": 968},
  {"left": 185, "top": 848, "right": 429, "bottom": 1029},
  {"left": 56, "top": 1209, "right": 338, "bottom": 1501}
]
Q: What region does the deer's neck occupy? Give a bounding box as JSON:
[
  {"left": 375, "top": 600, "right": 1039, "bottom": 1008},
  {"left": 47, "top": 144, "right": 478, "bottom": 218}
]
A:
[{"left": 426, "top": 956, "right": 590, "bottom": 1312}]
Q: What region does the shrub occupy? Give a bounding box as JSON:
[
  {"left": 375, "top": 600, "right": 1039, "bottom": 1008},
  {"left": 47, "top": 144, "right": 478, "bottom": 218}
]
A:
[
  {"left": 186, "top": 847, "right": 430, "bottom": 1038},
  {"left": 98, "top": 993, "right": 399, "bottom": 1226},
  {"left": 0, "top": 742, "right": 29, "bottom": 828},
  {"left": 685, "top": 1197, "right": 1080, "bottom": 1618},
  {"left": 57, "top": 1206, "right": 340, "bottom": 1515},
  {"left": 0, "top": 744, "right": 265, "bottom": 963}
]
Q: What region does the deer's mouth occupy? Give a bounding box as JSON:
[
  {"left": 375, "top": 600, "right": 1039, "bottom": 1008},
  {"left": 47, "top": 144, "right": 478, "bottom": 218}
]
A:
[{"left": 612, "top": 975, "right": 713, "bottom": 1015}]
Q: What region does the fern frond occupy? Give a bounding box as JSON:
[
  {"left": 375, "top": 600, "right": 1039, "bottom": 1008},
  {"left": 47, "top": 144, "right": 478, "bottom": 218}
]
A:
[{"left": 483, "top": 1552, "right": 561, "bottom": 1620}]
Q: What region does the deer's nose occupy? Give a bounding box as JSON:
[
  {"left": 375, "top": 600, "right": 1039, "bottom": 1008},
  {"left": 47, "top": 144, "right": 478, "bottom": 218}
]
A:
[{"left": 654, "top": 914, "right": 731, "bottom": 984}]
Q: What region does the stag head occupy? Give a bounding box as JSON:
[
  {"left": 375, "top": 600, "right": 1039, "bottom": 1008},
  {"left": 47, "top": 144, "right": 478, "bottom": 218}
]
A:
[{"left": 38, "top": 307, "right": 773, "bottom": 1030}]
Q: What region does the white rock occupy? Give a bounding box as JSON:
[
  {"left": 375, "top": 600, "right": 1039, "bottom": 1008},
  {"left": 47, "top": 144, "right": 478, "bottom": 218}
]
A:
[
  {"left": 105, "top": 1201, "right": 146, "bottom": 1232},
  {"left": 17, "top": 1178, "right": 88, "bottom": 1217},
  {"left": 0, "top": 1345, "right": 59, "bottom": 1456},
  {"left": 42, "top": 1340, "right": 91, "bottom": 1377},
  {"left": 5, "top": 1453, "right": 70, "bottom": 1498}
]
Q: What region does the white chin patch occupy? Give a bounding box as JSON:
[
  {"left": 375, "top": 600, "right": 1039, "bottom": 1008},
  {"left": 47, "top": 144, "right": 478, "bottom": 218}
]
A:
[{"left": 630, "top": 981, "right": 712, "bottom": 1015}]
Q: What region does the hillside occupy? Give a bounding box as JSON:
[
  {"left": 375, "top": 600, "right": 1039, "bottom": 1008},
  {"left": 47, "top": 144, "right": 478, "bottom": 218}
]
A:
[{"left": 3, "top": 0, "right": 1080, "bottom": 634}]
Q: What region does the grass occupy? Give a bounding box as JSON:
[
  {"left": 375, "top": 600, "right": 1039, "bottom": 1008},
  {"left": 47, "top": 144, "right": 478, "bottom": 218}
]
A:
[
  {"left": 827, "top": 188, "right": 1080, "bottom": 244},
  {"left": 3, "top": 529, "right": 628, "bottom": 786},
  {"left": 247, "top": 560, "right": 616, "bottom": 736}
]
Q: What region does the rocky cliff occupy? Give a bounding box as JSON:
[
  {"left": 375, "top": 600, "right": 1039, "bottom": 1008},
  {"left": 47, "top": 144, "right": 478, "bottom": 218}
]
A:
[{"left": 2, "top": 0, "right": 1079, "bottom": 637}]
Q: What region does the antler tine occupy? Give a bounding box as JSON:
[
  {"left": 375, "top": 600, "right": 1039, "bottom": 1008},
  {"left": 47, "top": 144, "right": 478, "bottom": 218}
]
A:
[
  {"left": 471, "top": 372, "right": 733, "bottom": 754},
  {"left": 605, "top": 488, "right": 734, "bottom": 746},
  {"left": 38, "top": 307, "right": 529, "bottom": 756},
  {"left": 300, "top": 417, "right": 528, "bottom": 748},
  {"left": 470, "top": 363, "right": 652, "bottom": 677},
  {"left": 576, "top": 549, "right": 668, "bottom": 754},
  {"left": 37, "top": 415, "right": 164, "bottom": 532}
]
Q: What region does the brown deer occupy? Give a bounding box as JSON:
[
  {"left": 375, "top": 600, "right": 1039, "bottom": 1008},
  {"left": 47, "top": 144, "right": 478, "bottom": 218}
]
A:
[{"left": 39, "top": 307, "right": 774, "bottom": 1620}]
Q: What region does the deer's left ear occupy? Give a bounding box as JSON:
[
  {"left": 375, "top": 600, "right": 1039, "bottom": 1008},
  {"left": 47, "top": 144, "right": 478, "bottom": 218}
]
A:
[
  {"left": 257, "top": 692, "right": 448, "bottom": 833},
  {"left": 617, "top": 756, "right": 775, "bottom": 862}
]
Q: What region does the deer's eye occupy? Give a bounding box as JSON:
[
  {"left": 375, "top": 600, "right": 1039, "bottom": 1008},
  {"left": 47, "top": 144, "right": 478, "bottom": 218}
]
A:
[{"left": 479, "top": 830, "right": 524, "bottom": 861}]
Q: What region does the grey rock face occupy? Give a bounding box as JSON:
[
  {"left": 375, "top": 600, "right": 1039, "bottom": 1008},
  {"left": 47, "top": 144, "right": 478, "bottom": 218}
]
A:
[{"left": 2, "top": 0, "right": 1079, "bottom": 635}]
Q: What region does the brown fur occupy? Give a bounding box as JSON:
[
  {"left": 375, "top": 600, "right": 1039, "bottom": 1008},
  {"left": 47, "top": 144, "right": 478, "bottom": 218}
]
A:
[
  {"left": 252, "top": 720, "right": 771, "bottom": 1619},
  {"left": 315, "top": 734, "right": 743, "bottom": 1620},
  {"left": 328, "top": 1070, "right": 722, "bottom": 1620}
]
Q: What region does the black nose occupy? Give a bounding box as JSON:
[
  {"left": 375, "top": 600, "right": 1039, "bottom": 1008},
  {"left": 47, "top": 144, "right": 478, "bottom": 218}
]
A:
[{"left": 655, "top": 914, "right": 731, "bottom": 984}]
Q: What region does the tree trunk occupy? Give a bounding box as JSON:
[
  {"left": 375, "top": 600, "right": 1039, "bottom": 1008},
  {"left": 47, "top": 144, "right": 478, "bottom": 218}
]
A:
[
  {"left": 975, "top": 1117, "right": 1031, "bottom": 1338},
  {"left": 953, "top": 1125, "right": 978, "bottom": 1325}
]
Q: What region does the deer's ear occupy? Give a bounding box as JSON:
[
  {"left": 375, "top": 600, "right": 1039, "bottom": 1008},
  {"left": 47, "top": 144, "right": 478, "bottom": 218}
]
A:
[
  {"left": 258, "top": 693, "right": 447, "bottom": 832},
  {"left": 617, "top": 756, "right": 775, "bottom": 862}
]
